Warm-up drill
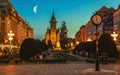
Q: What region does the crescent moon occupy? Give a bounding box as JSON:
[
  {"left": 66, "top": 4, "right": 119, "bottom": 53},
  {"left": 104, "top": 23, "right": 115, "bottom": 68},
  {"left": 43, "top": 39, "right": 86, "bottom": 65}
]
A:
[{"left": 33, "top": 5, "right": 38, "bottom": 14}]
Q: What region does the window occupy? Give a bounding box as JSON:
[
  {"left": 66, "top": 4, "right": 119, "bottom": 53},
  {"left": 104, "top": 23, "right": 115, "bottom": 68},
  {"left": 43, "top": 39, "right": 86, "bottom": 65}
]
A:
[
  {"left": 1, "top": 15, "right": 5, "bottom": 20},
  {"left": 0, "top": 23, "right": 5, "bottom": 33},
  {"left": 0, "top": 2, "right": 8, "bottom": 6},
  {"left": 52, "top": 37, "right": 55, "bottom": 40}
]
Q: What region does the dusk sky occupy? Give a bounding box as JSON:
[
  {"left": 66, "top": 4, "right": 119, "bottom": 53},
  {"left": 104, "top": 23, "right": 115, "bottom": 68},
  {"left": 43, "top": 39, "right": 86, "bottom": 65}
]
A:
[{"left": 10, "top": 0, "right": 120, "bottom": 40}]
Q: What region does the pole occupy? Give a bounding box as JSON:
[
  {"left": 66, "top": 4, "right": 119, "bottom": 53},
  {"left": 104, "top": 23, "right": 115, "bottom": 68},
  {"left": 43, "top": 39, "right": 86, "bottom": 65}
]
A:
[
  {"left": 10, "top": 40, "right": 12, "bottom": 54},
  {"left": 95, "top": 25, "right": 100, "bottom": 71},
  {"left": 8, "top": 30, "right": 14, "bottom": 55}
]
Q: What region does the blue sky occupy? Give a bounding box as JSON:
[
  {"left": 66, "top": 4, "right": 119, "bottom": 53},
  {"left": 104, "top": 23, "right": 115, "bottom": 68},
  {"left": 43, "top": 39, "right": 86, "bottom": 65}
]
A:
[{"left": 10, "top": 0, "right": 120, "bottom": 40}]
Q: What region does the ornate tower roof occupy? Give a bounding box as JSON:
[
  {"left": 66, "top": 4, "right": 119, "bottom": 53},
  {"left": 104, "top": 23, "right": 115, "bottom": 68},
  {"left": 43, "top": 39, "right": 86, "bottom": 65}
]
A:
[
  {"left": 0, "top": 0, "right": 19, "bottom": 20},
  {"left": 99, "top": 6, "right": 108, "bottom": 12},
  {"left": 46, "top": 28, "right": 50, "bottom": 33},
  {"left": 50, "top": 9, "right": 57, "bottom": 23},
  {"left": 117, "top": 4, "right": 120, "bottom": 10}
]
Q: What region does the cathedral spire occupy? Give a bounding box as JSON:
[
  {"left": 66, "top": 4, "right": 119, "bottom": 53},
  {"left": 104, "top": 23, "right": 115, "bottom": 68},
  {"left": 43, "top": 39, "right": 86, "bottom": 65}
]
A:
[
  {"left": 53, "top": 9, "right": 54, "bottom": 16},
  {"left": 50, "top": 9, "right": 57, "bottom": 23}
]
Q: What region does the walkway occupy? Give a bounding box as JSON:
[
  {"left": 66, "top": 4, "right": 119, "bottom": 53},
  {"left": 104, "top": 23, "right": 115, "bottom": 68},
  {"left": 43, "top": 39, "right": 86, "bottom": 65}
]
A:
[{"left": 0, "top": 63, "right": 120, "bottom": 75}]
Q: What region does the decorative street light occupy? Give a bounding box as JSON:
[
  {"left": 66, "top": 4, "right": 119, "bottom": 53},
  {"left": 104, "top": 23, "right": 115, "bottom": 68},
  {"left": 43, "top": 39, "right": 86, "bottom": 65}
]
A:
[
  {"left": 87, "top": 37, "right": 92, "bottom": 42},
  {"left": 7, "top": 30, "right": 14, "bottom": 49},
  {"left": 111, "top": 32, "right": 118, "bottom": 42},
  {"left": 91, "top": 14, "right": 102, "bottom": 71},
  {"left": 76, "top": 41, "right": 79, "bottom": 45}
]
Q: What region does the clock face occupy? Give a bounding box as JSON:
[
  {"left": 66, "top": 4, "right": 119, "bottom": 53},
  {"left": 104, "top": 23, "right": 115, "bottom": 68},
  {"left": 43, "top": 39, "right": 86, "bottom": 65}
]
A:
[{"left": 92, "top": 14, "right": 102, "bottom": 25}]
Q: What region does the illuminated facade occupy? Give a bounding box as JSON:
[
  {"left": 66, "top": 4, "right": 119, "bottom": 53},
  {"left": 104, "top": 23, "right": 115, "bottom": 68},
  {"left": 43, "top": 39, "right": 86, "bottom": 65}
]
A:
[
  {"left": 113, "top": 5, "right": 120, "bottom": 43},
  {"left": 75, "top": 25, "right": 86, "bottom": 43},
  {"left": 80, "top": 25, "right": 86, "bottom": 42},
  {"left": 0, "top": 0, "right": 34, "bottom": 45},
  {"left": 45, "top": 11, "right": 60, "bottom": 48},
  {"left": 75, "top": 6, "right": 115, "bottom": 43},
  {"left": 95, "top": 6, "right": 115, "bottom": 35},
  {"left": 75, "top": 30, "right": 81, "bottom": 43},
  {"left": 86, "top": 21, "right": 96, "bottom": 41}
]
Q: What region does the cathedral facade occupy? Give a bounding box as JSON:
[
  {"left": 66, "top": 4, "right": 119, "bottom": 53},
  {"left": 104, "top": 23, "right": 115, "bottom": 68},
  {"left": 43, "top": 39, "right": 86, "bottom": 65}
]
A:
[{"left": 45, "top": 11, "right": 60, "bottom": 48}]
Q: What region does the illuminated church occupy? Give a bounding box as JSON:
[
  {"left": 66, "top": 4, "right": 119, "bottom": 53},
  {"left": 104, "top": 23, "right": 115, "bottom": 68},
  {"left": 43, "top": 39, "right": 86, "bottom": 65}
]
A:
[{"left": 45, "top": 11, "right": 61, "bottom": 49}]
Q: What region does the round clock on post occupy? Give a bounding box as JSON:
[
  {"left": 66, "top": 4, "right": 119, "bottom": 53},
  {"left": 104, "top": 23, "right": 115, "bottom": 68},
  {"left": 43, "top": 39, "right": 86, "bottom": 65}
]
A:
[
  {"left": 92, "top": 14, "right": 102, "bottom": 25},
  {"left": 91, "top": 14, "right": 102, "bottom": 71}
]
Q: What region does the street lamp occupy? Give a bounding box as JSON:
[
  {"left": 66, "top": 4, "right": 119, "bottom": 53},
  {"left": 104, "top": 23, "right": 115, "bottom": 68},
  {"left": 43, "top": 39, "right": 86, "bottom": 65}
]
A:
[
  {"left": 111, "top": 32, "right": 118, "bottom": 42},
  {"left": 76, "top": 41, "right": 79, "bottom": 45},
  {"left": 7, "top": 30, "right": 14, "bottom": 49},
  {"left": 87, "top": 37, "right": 92, "bottom": 42},
  {"left": 91, "top": 14, "right": 102, "bottom": 71}
]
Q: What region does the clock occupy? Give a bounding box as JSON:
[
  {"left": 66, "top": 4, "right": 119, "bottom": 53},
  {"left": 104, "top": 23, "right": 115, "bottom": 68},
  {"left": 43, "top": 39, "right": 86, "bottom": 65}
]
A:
[{"left": 91, "top": 14, "right": 102, "bottom": 25}]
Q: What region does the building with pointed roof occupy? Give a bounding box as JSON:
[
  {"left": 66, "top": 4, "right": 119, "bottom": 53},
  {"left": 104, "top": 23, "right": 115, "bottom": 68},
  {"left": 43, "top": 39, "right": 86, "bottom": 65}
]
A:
[
  {"left": 75, "top": 6, "right": 116, "bottom": 43},
  {"left": 117, "top": 4, "right": 120, "bottom": 10},
  {"left": 45, "top": 10, "right": 60, "bottom": 49},
  {"left": 0, "top": 0, "right": 34, "bottom": 45}
]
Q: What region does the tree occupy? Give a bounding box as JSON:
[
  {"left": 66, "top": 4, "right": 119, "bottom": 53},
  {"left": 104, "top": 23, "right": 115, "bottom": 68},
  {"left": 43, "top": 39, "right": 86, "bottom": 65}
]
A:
[
  {"left": 36, "top": 39, "right": 48, "bottom": 58},
  {"left": 36, "top": 39, "right": 44, "bottom": 52},
  {"left": 36, "top": 39, "right": 48, "bottom": 52},
  {"left": 74, "top": 42, "right": 85, "bottom": 54},
  {"left": 60, "top": 21, "right": 68, "bottom": 39},
  {"left": 98, "top": 33, "right": 119, "bottom": 58},
  {"left": 87, "top": 41, "right": 96, "bottom": 58},
  {"left": 60, "top": 21, "right": 68, "bottom": 49},
  {"left": 48, "top": 40, "right": 53, "bottom": 49},
  {"left": 19, "top": 38, "right": 40, "bottom": 60},
  {"left": 43, "top": 42, "right": 48, "bottom": 51}
]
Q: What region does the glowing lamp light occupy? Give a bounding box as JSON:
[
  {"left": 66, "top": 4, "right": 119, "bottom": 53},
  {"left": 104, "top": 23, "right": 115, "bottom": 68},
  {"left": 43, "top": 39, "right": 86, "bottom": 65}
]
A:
[
  {"left": 56, "top": 42, "right": 60, "bottom": 48},
  {"left": 8, "top": 37, "right": 13, "bottom": 40},
  {"left": 111, "top": 32, "right": 118, "bottom": 41},
  {"left": 76, "top": 41, "right": 79, "bottom": 45},
  {"left": 7, "top": 30, "right": 14, "bottom": 48},
  {"left": 87, "top": 38, "right": 92, "bottom": 42},
  {"left": 8, "top": 30, "right": 14, "bottom": 40},
  {"left": 71, "top": 42, "right": 73, "bottom": 47}
]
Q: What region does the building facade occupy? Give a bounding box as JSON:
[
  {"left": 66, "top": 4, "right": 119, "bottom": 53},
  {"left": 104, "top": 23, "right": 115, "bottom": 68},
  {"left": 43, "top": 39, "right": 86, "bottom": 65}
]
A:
[
  {"left": 86, "top": 21, "right": 96, "bottom": 41},
  {"left": 80, "top": 25, "right": 86, "bottom": 42},
  {"left": 95, "top": 6, "right": 115, "bottom": 35},
  {"left": 86, "top": 6, "right": 115, "bottom": 41},
  {"left": 75, "top": 30, "right": 81, "bottom": 44},
  {"left": 75, "top": 6, "right": 115, "bottom": 43},
  {"left": 45, "top": 11, "right": 60, "bottom": 48},
  {"left": 113, "top": 5, "right": 120, "bottom": 43},
  {"left": 0, "top": 0, "right": 34, "bottom": 45},
  {"left": 75, "top": 25, "right": 86, "bottom": 43}
]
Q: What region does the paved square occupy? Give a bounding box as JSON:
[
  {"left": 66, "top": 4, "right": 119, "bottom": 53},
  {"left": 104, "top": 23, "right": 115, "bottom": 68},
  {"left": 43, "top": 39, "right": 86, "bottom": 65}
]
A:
[{"left": 0, "top": 63, "right": 120, "bottom": 75}]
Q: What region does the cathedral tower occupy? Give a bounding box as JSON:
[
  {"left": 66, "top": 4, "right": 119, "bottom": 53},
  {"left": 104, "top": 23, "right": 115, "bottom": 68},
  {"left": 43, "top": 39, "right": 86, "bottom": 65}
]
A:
[
  {"left": 45, "top": 10, "right": 61, "bottom": 50},
  {"left": 50, "top": 10, "right": 57, "bottom": 46}
]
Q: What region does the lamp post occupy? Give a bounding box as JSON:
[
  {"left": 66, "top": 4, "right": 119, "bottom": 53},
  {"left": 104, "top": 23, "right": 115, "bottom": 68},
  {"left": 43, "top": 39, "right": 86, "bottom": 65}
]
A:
[
  {"left": 7, "top": 30, "right": 14, "bottom": 50},
  {"left": 91, "top": 14, "right": 102, "bottom": 71},
  {"left": 76, "top": 41, "right": 79, "bottom": 45},
  {"left": 111, "top": 32, "right": 118, "bottom": 42}
]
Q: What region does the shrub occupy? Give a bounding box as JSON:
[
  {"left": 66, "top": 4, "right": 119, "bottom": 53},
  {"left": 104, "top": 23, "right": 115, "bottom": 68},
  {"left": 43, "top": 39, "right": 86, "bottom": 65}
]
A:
[
  {"left": 74, "top": 42, "right": 86, "bottom": 54},
  {"left": 98, "top": 33, "right": 119, "bottom": 59},
  {"left": 85, "top": 59, "right": 96, "bottom": 63},
  {"left": 19, "top": 38, "right": 40, "bottom": 60}
]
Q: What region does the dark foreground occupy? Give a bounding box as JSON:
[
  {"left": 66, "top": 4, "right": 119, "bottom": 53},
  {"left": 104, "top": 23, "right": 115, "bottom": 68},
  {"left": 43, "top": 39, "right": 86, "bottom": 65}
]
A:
[{"left": 0, "top": 63, "right": 120, "bottom": 75}]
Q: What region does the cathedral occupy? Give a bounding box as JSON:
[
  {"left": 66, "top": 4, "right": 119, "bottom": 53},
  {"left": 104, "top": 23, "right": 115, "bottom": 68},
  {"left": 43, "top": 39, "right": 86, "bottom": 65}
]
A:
[{"left": 45, "top": 11, "right": 61, "bottom": 49}]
